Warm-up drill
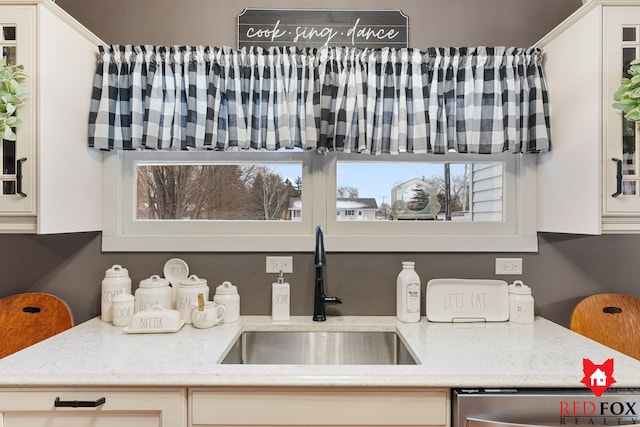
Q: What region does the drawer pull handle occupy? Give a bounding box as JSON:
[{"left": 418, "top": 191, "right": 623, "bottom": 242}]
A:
[
  {"left": 54, "top": 397, "right": 106, "bottom": 408},
  {"left": 16, "top": 157, "right": 27, "bottom": 198},
  {"left": 612, "top": 158, "right": 623, "bottom": 197}
]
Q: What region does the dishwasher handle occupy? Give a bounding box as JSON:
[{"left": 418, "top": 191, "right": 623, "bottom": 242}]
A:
[{"left": 468, "top": 417, "right": 551, "bottom": 427}]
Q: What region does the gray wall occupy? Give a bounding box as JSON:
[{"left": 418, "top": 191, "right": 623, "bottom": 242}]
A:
[{"left": 7, "top": 0, "right": 630, "bottom": 330}]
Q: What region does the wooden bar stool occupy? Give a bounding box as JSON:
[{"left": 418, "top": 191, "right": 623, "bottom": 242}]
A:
[
  {"left": 0, "top": 293, "right": 74, "bottom": 359},
  {"left": 570, "top": 293, "right": 640, "bottom": 360}
]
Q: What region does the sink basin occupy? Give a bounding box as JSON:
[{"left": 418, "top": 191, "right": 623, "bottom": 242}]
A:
[{"left": 220, "top": 330, "right": 418, "bottom": 365}]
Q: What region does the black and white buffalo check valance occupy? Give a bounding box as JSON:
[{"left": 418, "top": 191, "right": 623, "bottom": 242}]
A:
[{"left": 88, "top": 45, "right": 550, "bottom": 155}]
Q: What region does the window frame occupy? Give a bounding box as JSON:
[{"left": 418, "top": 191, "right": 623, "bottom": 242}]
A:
[{"left": 101, "top": 150, "right": 538, "bottom": 252}]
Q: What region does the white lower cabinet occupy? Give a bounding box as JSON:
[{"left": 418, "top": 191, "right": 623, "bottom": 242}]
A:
[
  {"left": 0, "top": 388, "right": 187, "bottom": 427},
  {"left": 0, "top": 386, "right": 449, "bottom": 427},
  {"left": 188, "top": 387, "right": 450, "bottom": 427}
]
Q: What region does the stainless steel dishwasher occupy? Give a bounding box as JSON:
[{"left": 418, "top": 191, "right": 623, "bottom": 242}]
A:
[{"left": 453, "top": 388, "right": 640, "bottom": 427}]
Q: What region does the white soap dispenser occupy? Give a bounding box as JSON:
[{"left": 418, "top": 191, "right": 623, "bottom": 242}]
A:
[{"left": 272, "top": 271, "right": 290, "bottom": 321}]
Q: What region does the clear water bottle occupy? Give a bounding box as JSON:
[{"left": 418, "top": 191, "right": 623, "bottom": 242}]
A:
[{"left": 397, "top": 261, "right": 421, "bottom": 323}]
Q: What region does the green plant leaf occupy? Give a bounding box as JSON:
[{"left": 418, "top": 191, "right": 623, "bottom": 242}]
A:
[
  {"left": 2, "top": 124, "right": 16, "bottom": 141},
  {"left": 630, "top": 87, "right": 640, "bottom": 99},
  {"left": 0, "top": 60, "right": 27, "bottom": 134},
  {"left": 627, "top": 111, "right": 640, "bottom": 122},
  {"left": 5, "top": 116, "right": 18, "bottom": 127},
  {"left": 614, "top": 87, "right": 631, "bottom": 101},
  {"left": 614, "top": 100, "right": 637, "bottom": 113}
]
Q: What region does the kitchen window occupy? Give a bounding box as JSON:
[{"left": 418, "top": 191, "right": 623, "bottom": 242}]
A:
[
  {"left": 102, "top": 149, "right": 536, "bottom": 252},
  {"left": 94, "top": 45, "right": 547, "bottom": 252}
]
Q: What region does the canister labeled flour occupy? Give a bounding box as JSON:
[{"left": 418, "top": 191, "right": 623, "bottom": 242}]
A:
[{"left": 135, "top": 275, "right": 173, "bottom": 313}]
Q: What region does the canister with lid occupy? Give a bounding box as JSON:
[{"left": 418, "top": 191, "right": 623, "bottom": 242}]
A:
[
  {"left": 101, "top": 264, "right": 132, "bottom": 323},
  {"left": 508, "top": 280, "right": 534, "bottom": 323},
  {"left": 176, "top": 275, "right": 210, "bottom": 324},
  {"left": 213, "top": 281, "right": 240, "bottom": 323},
  {"left": 112, "top": 292, "right": 135, "bottom": 327},
  {"left": 135, "top": 275, "right": 173, "bottom": 313}
]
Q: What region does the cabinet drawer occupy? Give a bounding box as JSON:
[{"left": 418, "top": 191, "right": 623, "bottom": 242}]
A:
[
  {"left": 0, "top": 387, "right": 186, "bottom": 427},
  {"left": 190, "top": 387, "right": 448, "bottom": 426}
]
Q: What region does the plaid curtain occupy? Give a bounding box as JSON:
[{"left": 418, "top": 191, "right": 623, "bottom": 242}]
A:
[{"left": 88, "top": 45, "right": 550, "bottom": 154}]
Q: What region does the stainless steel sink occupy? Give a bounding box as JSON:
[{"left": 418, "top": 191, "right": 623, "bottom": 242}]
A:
[{"left": 220, "top": 330, "right": 418, "bottom": 365}]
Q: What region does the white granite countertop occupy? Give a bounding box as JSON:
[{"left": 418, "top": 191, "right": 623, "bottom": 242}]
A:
[{"left": 0, "top": 316, "right": 639, "bottom": 388}]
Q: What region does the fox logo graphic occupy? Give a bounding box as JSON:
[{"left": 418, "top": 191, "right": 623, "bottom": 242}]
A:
[{"left": 580, "top": 358, "right": 616, "bottom": 396}]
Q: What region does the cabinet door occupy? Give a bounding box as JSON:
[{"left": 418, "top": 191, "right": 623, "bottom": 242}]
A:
[
  {"left": 0, "top": 388, "right": 186, "bottom": 427},
  {"left": 0, "top": 7, "right": 36, "bottom": 217},
  {"left": 190, "top": 387, "right": 449, "bottom": 426},
  {"left": 536, "top": 6, "right": 603, "bottom": 235},
  {"left": 604, "top": 8, "right": 640, "bottom": 216}
]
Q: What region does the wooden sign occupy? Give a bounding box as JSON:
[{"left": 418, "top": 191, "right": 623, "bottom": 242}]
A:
[{"left": 237, "top": 8, "right": 409, "bottom": 49}]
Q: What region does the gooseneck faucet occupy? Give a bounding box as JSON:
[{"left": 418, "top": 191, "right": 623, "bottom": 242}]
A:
[{"left": 313, "top": 226, "right": 342, "bottom": 321}]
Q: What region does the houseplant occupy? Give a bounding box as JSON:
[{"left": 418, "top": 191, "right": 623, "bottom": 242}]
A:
[
  {"left": 0, "top": 59, "right": 27, "bottom": 141},
  {"left": 613, "top": 58, "right": 640, "bottom": 122}
]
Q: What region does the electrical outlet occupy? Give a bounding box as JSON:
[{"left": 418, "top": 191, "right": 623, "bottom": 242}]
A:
[
  {"left": 266, "top": 256, "right": 293, "bottom": 274},
  {"left": 495, "top": 257, "right": 523, "bottom": 275}
]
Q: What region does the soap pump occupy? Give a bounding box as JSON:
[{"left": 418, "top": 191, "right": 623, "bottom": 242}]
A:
[{"left": 271, "top": 270, "right": 290, "bottom": 321}]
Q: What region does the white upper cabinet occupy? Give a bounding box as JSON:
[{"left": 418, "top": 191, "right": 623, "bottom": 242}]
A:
[
  {"left": 537, "top": 0, "right": 640, "bottom": 234},
  {"left": 0, "top": 0, "right": 102, "bottom": 234}
]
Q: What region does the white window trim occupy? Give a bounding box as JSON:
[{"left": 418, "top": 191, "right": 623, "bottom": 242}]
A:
[{"left": 101, "top": 150, "right": 538, "bottom": 252}]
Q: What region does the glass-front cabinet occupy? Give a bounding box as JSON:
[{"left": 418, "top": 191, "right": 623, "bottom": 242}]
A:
[
  {"left": 0, "top": 9, "right": 35, "bottom": 217},
  {"left": 0, "top": 2, "right": 101, "bottom": 234},
  {"left": 537, "top": 1, "right": 640, "bottom": 234},
  {"left": 604, "top": 8, "right": 640, "bottom": 215}
]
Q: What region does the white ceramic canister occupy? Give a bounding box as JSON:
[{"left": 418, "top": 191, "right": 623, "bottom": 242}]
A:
[
  {"left": 135, "top": 275, "right": 173, "bottom": 313},
  {"left": 101, "top": 264, "right": 132, "bottom": 323},
  {"left": 111, "top": 292, "right": 135, "bottom": 327},
  {"left": 508, "top": 280, "right": 534, "bottom": 323},
  {"left": 213, "top": 281, "right": 240, "bottom": 323},
  {"left": 176, "top": 275, "right": 210, "bottom": 324}
]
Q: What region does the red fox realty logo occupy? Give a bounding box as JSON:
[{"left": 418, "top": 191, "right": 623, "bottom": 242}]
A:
[{"left": 581, "top": 358, "right": 616, "bottom": 397}]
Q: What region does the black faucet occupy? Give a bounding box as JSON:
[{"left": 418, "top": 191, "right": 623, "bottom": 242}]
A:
[{"left": 313, "top": 226, "right": 342, "bottom": 321}]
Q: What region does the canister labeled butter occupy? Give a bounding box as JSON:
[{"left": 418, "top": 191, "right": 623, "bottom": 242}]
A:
[{"left": 508, "top": 280, "right": 534, "bottom": 323}]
